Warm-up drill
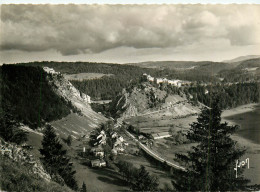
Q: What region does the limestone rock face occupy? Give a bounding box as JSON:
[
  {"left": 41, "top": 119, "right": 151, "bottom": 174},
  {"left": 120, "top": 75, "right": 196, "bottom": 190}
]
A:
[
  {"left": 44, "top": 68, "right": 107, "bottom": 128},
  {"left": 0, "top": 139, "right": 51, "bottom": 181}
]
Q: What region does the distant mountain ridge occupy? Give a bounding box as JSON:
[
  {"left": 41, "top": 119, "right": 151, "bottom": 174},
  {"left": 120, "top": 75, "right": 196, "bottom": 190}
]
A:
[
  {"left": 128, "top": 56, "right": 260, "bottom": 78},
  {"left": 223, "top": 55, "right": 260, "bottom": 63}
]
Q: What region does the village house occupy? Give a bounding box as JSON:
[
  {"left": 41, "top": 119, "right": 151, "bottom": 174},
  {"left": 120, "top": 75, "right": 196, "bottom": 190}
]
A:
[
  {"left": 110, "top": 132, "right": 118, "bottom": 139},
  {"left": 168, "top": 79, "right": 182, "bottom": 87},
  {"left": 143, "top": 74, "right": 193, "bottom": 88},
  {"left": 90, "top": 147, "right": 104, "bottom": 158},
  {"left": 181, "top": 81, "right": 192, "bottom": 86},
  {"left": 147, "top": 75, "right": 154, "bottom": 82},
  {"left": 112, "top": 134, "right": 127, "bottom": 154},
  {"left": 94, "top": 130, "right": 106, "bottom": 146},
  {"left": 138, "top": 135, "right": 145, "bottom": 140},
  {"left": 156, "top": 78, "right": 164, "bottom": 84},
  {"left": 91, "top": 159, "right": 106, "bottom": 168}
]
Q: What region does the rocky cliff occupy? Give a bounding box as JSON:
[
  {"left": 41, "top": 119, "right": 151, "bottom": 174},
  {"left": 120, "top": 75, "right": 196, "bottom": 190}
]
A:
[
  {"left": 0, "top": 138, "right": 51, "bottom": 181},
  {"left": 44, "top": 67, "right": 107, "bottom": 129}
]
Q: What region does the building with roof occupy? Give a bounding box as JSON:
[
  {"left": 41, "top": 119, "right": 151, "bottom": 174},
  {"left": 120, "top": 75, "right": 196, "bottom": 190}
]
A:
[
  {"left": 151, "top": 132, "right": 171, "bottom": 140},
  {"left": 90, "top": 147, "right": 104, "bottom": 158},
  {"left": 91, "top": 159, "right": 106, "bottom": 167}
]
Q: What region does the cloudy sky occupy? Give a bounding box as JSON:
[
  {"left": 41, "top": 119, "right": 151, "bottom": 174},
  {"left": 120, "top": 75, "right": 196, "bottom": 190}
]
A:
[{"left": 0, "top": 4, "right": 260, "bottom": 64}]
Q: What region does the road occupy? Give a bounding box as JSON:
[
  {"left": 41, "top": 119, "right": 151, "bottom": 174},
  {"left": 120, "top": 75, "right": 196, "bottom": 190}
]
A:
[{"left": 125, "top": 130, "right": 186, "bottom": 171}]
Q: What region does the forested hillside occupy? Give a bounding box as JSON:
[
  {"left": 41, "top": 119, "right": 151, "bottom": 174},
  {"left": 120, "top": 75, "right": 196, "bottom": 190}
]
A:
[
  {"left": 0, "top": 67, "right": 3, "bottom": 116},
  {"left": 218, "top": 58, "right": 260, "bottom": 82},
  {"left": 185, "top": 83, "right": 260, "bottom": 109},
  {"left": 14, "top": 61, "right": 219, "bottom": 100},
  {"left": 1, "top": 65, "right": 75, "bottom": 129}
]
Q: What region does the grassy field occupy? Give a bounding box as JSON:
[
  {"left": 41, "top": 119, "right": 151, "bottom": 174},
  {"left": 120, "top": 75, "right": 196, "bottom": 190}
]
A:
[
  {"left": 50, "top": 113, "right": 100, "bottom": 138},
  {"left": 64, "top": 73, "right": 114, "bottom": 81}
]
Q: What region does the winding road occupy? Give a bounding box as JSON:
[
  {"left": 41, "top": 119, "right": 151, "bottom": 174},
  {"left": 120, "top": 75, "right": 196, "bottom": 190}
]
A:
[{"left": 125, "top": 130, "right": 186, "bottom": 171}]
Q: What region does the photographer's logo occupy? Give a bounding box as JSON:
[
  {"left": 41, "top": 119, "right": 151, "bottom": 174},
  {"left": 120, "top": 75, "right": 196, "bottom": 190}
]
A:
[{"left": 234, "top": 158, "right": 249, "bottom": 178}]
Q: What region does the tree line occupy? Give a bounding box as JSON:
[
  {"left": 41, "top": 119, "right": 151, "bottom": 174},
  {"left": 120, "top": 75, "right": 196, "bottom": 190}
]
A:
[
  {"left": 185, "top": 82, "right": 260, "bottom": 109},
  {"left": 13, "top": 61, "right": 221, "bottom": 101}
]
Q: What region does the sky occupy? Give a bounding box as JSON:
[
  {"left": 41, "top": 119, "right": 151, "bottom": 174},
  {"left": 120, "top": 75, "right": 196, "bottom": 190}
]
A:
[{"left": 1, "top": 4, "right": 260, "bottom": 64}]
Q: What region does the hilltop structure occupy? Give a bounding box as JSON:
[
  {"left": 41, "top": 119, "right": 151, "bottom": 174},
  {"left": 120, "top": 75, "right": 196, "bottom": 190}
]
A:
[{"left": 143, "top": 73, "right": 191, "bottom": 87}]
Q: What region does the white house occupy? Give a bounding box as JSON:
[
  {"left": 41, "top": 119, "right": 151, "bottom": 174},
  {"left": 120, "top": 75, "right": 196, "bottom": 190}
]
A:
[
  {"left": 43, "top": 67, "right": 59, "bottom": 74},
  {"left": 81, "top": 93, "right": 91, "bottom": 103},
  {"left": 90, "top": 147, "right": 104, "bottom": 158},
  {"left": 168, "top": 80, "right": 181, "bottom": 86},
  {"left": 156, "top": 78, "right": 164, "bottom": 84},
  {"left": 147, "top": 75, "right": 154, "bottom": 82},
  {"left": 91, "top": 159, "right": 106, "bottom": 167},
  {"left": 162, "top": 78, "right": 168, "bottom": 83}
]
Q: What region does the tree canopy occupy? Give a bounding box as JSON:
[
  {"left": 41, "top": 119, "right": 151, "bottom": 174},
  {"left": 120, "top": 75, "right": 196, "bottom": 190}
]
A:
[
  {"left": 39, "top": 125, "right": 78, "bottom": 190},
  {"left": 172, "top": 99, "right": 249, "bottom": 191}
]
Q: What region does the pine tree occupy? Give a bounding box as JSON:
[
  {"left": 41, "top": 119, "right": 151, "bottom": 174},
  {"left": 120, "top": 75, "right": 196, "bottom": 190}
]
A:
[
  {"left": 172, "top": 98, "right": 249, "bottom": 191},
  {"left": 65, "top": 135, "right": 72, "bottom": 146},
  {"left": 39, "top": 125, "right": 78, "bottom": 190},
  {"left": 0, "top": 107, "right": 27, "bottom": 145},
  {"left": 132, "top": 165, "right": 159, "bottom": 191},
  {"left": 81, "top": 182, "right": 87, "bottom": 192}
]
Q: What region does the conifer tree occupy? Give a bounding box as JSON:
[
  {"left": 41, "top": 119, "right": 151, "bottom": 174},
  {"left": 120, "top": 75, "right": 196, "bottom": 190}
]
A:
[
  {"left": 172, "top": 98, "right": 249, "bottom": 191},
  {"left": 39, "top": 125, "right": 78, "bottom": 190},
  {"left": 81, "top": 182, "right": 87, "bottom": 192},
  {"left": 132, "top": 165, "right": 159, "bottom": 191},
  {"left": 0, "top": 107, "right": 27, "bottom": 145}
]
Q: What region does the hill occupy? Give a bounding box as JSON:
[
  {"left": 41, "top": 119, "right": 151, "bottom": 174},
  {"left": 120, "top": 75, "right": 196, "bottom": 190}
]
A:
[
  {"left": 223, "top": 55, "right": 260, "bottom": 63},
  {"left": 1, "top": 65, "right": 76, "bottom": 129},
  {"left": 112, "top": 81, "right": 200, "bottom": 131},
  {"left": 219, "top": 58, "right": 260, "bottom": 82},
  {"left": 1, "top": 64, "right": 107, "bottom": 136},
  {"left": 13, "top": 61, "right": 219, "bottom": 100},
  {"left": 128, "top": 60, "right": 236, "bottom": 75}
]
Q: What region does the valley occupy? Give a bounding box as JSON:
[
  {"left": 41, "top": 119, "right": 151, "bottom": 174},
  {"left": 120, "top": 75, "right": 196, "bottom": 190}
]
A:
[{"left": 1, "top": 56, "right": 260, "bottom": 191}]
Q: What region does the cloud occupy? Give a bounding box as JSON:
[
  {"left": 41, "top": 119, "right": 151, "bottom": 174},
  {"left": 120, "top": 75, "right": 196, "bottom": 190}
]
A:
[{"left": 1, "top": 4, "right": 260, "bottom": 56}]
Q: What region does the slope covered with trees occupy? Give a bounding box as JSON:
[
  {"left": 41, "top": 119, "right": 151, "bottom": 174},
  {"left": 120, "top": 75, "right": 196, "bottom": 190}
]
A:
[
  {"left": 1, "top": 65, "right": 75, "bottom": 129},
  {"left": 185, "top": 83, "right": 260, "bottom": 109},
  {"left": 14, "top": 61, "right": 219, "bottom": 100}
]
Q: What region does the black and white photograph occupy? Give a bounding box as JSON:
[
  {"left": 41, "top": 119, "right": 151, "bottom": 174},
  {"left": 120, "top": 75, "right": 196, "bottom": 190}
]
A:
[{"left": 0, "top": 1, "right": 260, "bottom": 191}]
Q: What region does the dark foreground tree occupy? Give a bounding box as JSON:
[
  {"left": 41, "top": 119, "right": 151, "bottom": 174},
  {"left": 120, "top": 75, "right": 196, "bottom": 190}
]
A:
[
  {"left": 63, "top": 135, "right": 72, "bottom": 146},
  {"left": 81, "top": 182, "right": 87, "bottom": 192},
  {"left": 172, "top": 98, "right": 249, "bottom": 191},
  {"left": 39, "top": 125, "right": 78, "bottom": 190},
  {"left": 131, "top": 165, "right": 159, "bottom": 191},
  {"left": 0, "top": 108, "right": 27, "bottom": 145}
]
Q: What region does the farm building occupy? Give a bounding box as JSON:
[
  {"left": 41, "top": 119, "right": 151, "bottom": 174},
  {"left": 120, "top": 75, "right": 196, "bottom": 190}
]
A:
[
  {"left": 156, "top": 78, "right": 164, "bottom": 84},
  {"left": 90, "top": 147, "right": 104, "bottom": 158},
  {"left": 91, "top": 159, "right": 106, "bottom": 167},
  {"left": 151, "top": 132, "right": 171, "bottom": 140}
]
